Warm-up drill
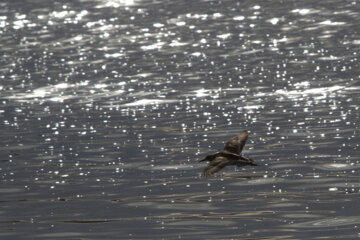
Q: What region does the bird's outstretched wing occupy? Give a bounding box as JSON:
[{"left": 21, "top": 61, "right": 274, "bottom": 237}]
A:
[
  {"left": 201, "top": 157, "right": 230, "bottom": 177},
  {"left": 223, "top": 130, "right": 248, "bottom": 155}
]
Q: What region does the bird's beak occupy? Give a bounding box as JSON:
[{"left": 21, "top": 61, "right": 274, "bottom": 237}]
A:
[{"left": 199, "top": 158, "right": 206, "bottom": 162}]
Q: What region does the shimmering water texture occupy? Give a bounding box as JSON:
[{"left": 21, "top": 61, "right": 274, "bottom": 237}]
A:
[{"left": 1, "top": 0, "right": 360, "bottom": 239}]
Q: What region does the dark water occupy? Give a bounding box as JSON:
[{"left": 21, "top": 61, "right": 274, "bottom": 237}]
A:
[{"left": 1, "top": 0, "right": 360, "bottom": 239}]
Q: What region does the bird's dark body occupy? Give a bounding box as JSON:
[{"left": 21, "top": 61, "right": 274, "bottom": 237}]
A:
[{"left": 200, "top": 130, "right": 257, "bottom": 177}]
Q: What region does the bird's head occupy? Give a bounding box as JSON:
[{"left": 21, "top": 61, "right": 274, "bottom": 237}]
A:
[{"left": 199, "top": 154, "right": 216, "bottom": 162}]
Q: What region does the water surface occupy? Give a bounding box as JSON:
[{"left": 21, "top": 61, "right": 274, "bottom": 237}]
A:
[{"left": 1, "top": 0, "right": 360, "bottom": 239}]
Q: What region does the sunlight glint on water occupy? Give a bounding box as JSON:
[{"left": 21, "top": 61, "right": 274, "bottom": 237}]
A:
[{"left": 0, "top": 0, "right": 360, "bottom": 239}]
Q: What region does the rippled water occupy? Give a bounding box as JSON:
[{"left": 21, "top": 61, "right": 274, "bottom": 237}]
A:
[{"left": 1, "top": 0, "right": 360, "bottom": 239}]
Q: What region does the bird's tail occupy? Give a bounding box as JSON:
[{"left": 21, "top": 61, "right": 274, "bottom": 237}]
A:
[{"left": 240, "top": 156, "right": 258, "bottom": 166}]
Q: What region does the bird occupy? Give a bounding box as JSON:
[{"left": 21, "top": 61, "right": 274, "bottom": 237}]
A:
[{"left": 199, "top": 130, "right": 257, "bottom": 177}]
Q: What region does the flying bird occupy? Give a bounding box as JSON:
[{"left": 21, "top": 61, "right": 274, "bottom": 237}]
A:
[{"left": 199, "top": 130, "right": 257, "bottom": 177}]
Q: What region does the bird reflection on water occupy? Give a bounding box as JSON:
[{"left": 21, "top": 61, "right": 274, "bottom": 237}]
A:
[{"left": 199, "top": 130, "right": 257, "bottom": 177}]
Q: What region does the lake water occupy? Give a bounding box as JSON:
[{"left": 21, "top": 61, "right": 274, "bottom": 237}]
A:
[{"left": 1, "top": 0, "right": 360, "bottom": 239}]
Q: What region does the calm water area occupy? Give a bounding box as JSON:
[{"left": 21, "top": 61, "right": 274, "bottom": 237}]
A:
[{"left": 1, "top": 0, "right": 360, "bottom": 239}]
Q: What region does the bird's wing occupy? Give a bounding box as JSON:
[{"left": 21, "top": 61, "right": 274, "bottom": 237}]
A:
[
  {"left": 223, "top": 130, "right": 248, "bottom": 155},
  {"left": 201, "top": 157, "right": 230, "bottom": 177}
]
